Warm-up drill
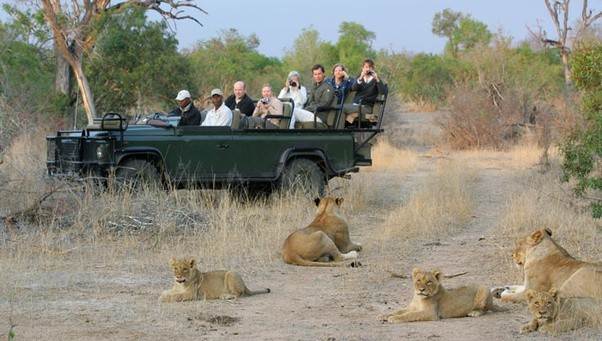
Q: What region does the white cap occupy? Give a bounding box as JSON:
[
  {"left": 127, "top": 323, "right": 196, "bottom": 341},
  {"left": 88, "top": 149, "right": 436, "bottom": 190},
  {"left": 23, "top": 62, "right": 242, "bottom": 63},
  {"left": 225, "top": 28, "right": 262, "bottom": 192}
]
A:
[
  {"left": 210, "top": 88, "right": 223, "bottom": 97},
  {"left": 175, "top": 90, "right": 191, "bottom": 101}
]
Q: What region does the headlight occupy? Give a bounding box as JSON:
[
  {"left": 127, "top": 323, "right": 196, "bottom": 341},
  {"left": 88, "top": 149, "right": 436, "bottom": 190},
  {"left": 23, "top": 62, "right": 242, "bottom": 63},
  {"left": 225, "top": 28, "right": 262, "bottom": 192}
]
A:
[{"left": 96, "top": 145, "right": 107, "bottom": 160}]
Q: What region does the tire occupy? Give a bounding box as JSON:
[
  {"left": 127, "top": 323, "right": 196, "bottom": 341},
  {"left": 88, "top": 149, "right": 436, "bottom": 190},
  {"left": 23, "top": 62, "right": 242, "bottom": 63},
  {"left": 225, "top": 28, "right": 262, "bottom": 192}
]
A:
[
  {"left": 115, "top": 159, "right": 161, "bottom": 192},
  {"left": 279, "top": 158, "right": 325, "bottom": 197}
]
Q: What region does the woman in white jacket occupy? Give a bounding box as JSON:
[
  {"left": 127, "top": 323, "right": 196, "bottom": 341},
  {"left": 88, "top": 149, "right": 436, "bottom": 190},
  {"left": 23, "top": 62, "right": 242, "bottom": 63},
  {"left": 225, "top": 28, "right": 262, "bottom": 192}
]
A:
[{"left": 278, "top": 70, "right": 307, "bottom": 128}]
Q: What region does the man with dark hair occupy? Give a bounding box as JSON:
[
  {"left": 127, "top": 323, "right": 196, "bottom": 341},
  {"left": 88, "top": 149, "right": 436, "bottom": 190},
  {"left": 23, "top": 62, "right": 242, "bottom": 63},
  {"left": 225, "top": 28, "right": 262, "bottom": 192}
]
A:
[
  {"left": 342, "top": 58, "right": 387, "bottom": 127},
  {"left": 291, "top": 64, "right": 336, "bottom": 127}
]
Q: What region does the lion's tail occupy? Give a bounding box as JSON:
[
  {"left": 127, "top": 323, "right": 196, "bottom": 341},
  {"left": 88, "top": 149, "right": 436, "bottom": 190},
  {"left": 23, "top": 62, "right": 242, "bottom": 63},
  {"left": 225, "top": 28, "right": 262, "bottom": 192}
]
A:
[
  {"left": 246, "top": 288, "right": 271, "bottom": 296},
  {"left": 285, "top": 254, "right": 358, "bottom": 267}
]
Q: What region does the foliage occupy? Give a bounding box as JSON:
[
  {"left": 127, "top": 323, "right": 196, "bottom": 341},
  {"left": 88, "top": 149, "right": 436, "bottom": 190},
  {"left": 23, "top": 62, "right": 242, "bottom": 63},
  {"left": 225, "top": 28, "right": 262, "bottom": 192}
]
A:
[
  {"left": 432, "top": 8, "right": 491, "bottom": 57},
  {"left": 86, "top": 8, "right": 191, "bottom": 115},
  {"left": 559, "top": 43, "right": 602, "bottom": 218},
  {"left": 397, "top": 53, "right": 455, "bottom": 105},
  {"left": 334, "top": 22, "right": 376, "bottom": 74},
  {"left": 282, "top": 27, "right": 337, "bottom": 83},
  {"left": 186, "top": 29, "right": 283, "bottom": 99}
]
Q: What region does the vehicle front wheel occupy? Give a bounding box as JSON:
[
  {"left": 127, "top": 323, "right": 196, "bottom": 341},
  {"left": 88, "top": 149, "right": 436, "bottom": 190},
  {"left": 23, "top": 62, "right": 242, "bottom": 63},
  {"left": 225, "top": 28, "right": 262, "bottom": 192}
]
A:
[
  {"left": 279, "top": 158, "right": 325, "bottom": 197},
  {"left": 115, "top": 159, "right": 161, "bottom": 192}
]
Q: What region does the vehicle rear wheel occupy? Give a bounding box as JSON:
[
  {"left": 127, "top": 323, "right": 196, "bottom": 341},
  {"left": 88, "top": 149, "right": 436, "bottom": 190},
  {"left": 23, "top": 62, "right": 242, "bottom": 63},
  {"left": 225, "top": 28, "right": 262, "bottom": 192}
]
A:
[
  {"left": 115, "top": 159, "right": 161, "bottom": 192},
  {"left": 279, "top": 158, "right": 325, "bottom": 197}
]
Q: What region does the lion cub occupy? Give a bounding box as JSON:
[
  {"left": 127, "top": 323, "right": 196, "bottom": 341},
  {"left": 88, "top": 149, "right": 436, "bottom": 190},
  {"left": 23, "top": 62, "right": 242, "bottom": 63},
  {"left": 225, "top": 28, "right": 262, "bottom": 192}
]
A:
[
  {"left": 379, "top": 268, "right": 502, "bottom": 323},
  {"left": 282, "top": 197, "right": 362, "bottom": 267},
  {"left": 521, "top": 288, "right": 601, "bottom": 334},
  {"left": 159, "top": 257, "right": 270, "bottom": 302}
]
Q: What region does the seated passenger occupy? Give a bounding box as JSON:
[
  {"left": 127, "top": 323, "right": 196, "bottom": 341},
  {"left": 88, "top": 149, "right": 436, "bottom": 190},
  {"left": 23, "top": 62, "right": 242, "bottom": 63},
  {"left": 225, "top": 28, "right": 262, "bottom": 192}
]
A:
[
  {"left": 342, "top": 58, "right": 387, "bottom": 127},
  {"left": 169, "top": 90, "right": 201, "bottom": 126},
  {"left": 201, "top": 89, "right": 233, "bottom": 126},
  {"left": 327, "top": 63, "right": 355, "bottom": 105},
  {"left": 224, "top": 81, "right": 255, "bottom": 117},
  {"left": 278, "top": 71, "right": 307, "bottom": 128},
  {"left": 294, "top": 64, "right": 336, "bottom": 127},
  {"left": 240, "top": 84, "right": 283, "bottom": 129}
]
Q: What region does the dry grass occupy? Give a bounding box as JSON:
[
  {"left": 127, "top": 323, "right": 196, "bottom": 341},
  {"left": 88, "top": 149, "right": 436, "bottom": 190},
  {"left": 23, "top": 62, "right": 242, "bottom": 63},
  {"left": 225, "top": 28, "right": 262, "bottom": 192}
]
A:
[{"left": 380, "top": 158, "right": 474, "bottom": 242}]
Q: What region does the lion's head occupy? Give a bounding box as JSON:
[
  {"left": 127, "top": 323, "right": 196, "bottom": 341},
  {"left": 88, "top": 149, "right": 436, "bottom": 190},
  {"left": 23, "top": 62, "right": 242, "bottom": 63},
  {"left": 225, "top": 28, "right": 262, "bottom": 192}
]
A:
[
  {"left": 314, "top": 197, "right": 344, "bottom": 217},
  {"left": 525, "top": 288, "right": 559, "bottom": 322},
  {"left": 513, "top": 228, "right": 553, "bottom": 268},
  {"left": 411, "top": 268, "right": 442, "bottom": 299},
  {"left": 169, "top": 257, "right": 198, "bottom": 284}
]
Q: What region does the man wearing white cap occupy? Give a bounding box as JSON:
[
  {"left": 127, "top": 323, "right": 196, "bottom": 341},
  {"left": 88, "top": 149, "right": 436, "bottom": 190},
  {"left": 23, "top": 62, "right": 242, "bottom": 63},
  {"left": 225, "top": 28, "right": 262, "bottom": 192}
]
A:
[
  {"left": 201, "top": 88, "right": 233, "bottom": 126},
  {"left": 170, "top": 90, "right": 201, "bottom": 125}
]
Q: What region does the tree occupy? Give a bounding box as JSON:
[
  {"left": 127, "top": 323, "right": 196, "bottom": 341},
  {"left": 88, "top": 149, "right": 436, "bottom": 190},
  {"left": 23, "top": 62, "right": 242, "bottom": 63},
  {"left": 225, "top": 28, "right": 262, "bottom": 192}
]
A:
[
  {"left": 86, "top": 8, "right": 191, "bottom": 115},
  {"left": 559, "top": 43, "right": 602, "bottom": 217},
  {"left": 186, "top": 29, "right": 282, "bottom": 96},
  {"left": 543, "top": 0, "right": 602, "bottom": 86},
  {"left": 432, "top": 9, "right": 491, "bottom": 57},
  {"left": 282, "top": 27, "right": 336, "bottom": 82},
  {"left": 39, "top": 0, "right": 207, "bottom": 125},
  {"left": 432, "top": 8, "right": 465, "bottom": 57},
  {"left": 335, "top": 22, "right": 376, "bottom": 73}
]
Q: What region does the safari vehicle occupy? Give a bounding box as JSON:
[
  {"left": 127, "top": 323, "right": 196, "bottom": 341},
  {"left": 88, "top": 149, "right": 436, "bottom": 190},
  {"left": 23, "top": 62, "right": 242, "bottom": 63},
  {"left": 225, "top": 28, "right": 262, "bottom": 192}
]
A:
[{"left": 46, "top": 94, "right": 387, "bottom": 195}]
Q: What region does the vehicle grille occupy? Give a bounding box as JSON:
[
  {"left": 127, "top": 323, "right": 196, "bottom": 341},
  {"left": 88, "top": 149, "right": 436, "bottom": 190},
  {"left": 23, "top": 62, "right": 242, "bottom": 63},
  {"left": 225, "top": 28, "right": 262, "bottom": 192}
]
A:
[{"left": 47, "top": 137, "right": 83, "bottom": 174}]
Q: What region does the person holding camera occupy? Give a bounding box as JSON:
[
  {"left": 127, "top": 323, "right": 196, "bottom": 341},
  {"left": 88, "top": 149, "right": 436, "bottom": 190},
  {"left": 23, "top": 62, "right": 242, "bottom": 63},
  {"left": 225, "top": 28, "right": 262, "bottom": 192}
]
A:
[
  {"left": 327, "top": 63, "right": 355, "bottom": 105},
  {"left": 342, "top": 58, "right": 388, "bottom": 127},
  {"left": 240, "top": 84, "right": 283, "bottom": 129},
  {"left": 278, "top": 71, "right": 307, "bottom": 127}
]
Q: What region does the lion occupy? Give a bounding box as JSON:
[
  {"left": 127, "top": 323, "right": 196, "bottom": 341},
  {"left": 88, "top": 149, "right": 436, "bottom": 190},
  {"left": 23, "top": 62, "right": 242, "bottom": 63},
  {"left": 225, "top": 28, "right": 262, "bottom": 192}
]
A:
[
  {"left": 159, "top": 257, "right": 270, "bottom": 302},
  {"left": 493, "top": 228, "right": 602, "bottom": 303},
  {"left": 521, "top": 288, "right": 601, "bottom": 334},
  {"left": 379, "top": 268, "right": 503, "bottom": 323},
  {"left": 281, "top": 197, "right": 362, "bottom": 267}
]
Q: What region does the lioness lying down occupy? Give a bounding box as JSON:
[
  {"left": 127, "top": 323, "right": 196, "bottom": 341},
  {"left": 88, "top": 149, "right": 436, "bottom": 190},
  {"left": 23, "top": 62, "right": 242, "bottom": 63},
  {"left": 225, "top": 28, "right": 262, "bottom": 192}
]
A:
[
  {"left": 282, "top": 197, "right": 362, "bottom": 267},
  {"left": 493, "top": 228, "right": 602, "bottom": 303},
  {"left": 521, "top": 288, "right": 601, "bottom": 334},
  {"left": 159, "top": 257, "right": 270, "bottom": 302},
  {"left": 379, "top": 268, "right": 503, "bottom": 323}
]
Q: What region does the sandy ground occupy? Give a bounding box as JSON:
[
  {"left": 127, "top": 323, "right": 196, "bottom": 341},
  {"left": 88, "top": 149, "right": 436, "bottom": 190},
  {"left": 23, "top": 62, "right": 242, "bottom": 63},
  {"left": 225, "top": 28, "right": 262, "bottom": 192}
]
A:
[{"left": 1, "top": 111, "right": 600, "bottom": 340}]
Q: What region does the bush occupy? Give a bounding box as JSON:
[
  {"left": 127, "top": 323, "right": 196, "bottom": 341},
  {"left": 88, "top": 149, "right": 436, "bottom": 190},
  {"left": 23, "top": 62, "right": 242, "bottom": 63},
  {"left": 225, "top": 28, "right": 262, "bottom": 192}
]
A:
[{"left": 559, "top": 43, "right": 602, "bottom": 218}]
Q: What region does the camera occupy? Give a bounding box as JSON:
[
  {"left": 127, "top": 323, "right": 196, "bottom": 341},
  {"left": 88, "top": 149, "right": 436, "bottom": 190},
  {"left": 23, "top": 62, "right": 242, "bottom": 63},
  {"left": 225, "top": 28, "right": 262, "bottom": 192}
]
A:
[
  {"left": 260, "top": 98, "right": 268, "bottom": 104},
  {"left": 289, "top": 81, "right": 297, "bottom": 87},
  {"left": 366, "top": 70, "right": 374, "bottom": 75}
]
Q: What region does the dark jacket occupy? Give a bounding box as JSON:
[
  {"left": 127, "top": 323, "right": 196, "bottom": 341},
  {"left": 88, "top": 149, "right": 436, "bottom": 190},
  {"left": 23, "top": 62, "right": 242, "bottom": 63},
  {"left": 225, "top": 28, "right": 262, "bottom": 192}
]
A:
[
  {"left": 225, "top": 93, "right": 255, "bottom": 117},
  {"left": 169, "top": 103, "right": 201, "bottom": 125},
  {"left": 304, "top": 80, "right": 336, "bottom": 112},
  {"left": 327, "top": 77, "right": 355, "bottom": 104},
  {"left": 351, "top": 76, "right": 388, "bottom": 106}
]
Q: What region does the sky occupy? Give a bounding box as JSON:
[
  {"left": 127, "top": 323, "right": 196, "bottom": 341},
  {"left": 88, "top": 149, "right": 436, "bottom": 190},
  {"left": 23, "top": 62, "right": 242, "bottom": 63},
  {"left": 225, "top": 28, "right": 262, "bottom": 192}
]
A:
[
  {"left": 147, "top": 0, "right": 601, "bottom": 58},
  {"left": 1, "top": 1, "right": 600, "bottom": 58}
]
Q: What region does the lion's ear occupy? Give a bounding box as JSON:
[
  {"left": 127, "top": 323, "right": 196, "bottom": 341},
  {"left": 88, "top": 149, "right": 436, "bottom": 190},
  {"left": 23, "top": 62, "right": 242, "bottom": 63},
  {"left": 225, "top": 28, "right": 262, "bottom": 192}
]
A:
[
  {"left": 529, "top": 229, "right": 546, "bottom": 245},
  {"left": 314, "top": 198, "right": 321, "bottom": 206},
  {"left": 525, "top": 289, "right": 536, "bottom": 302},
  {"left": 411, "top": 268, "right": 421, "bottom": 277},
  {"left": 169, "top": 257, "right": 177, "bottom": 266},
  {"left": 187, "top": 257, "right": 196, "bottom": 268},
  {"left": 548, "top": 288, "right": 559, "bottom": 299},
  {"left": 432, "top": 270, "right": 442, "bottom": 281},
  {"left": 335, "top": 197, "right": 344, "bottom": 206}
]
